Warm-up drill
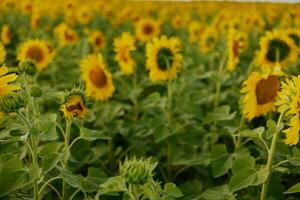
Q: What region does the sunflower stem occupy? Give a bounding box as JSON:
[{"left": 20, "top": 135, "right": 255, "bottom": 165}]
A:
[
  {"left": 260, "top": 110, "right": 286, "bottom": 200},
  {"left": 236, "top": 117, "right": 245, "bottom": 147},
  {"left": 214, "top": 55, "right": 226, "bottom": 108},
  {"left": 62, "top": 119, "right": 72, "bottom": 200}
]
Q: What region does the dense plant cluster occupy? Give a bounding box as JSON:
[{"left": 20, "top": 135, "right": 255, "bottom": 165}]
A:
[{"left": 1, "top": 0, "right": 300, "bottom": 200}]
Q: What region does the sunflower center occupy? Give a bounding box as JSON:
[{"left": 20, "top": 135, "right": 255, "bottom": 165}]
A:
[
  {"left": 157, "top": 47, "right": 174, "bottom": 71},
  {"left": 143, "top": 24, "right": 154, "bottom": 35},
  {"left": 255, "top": 75, "right": 280, "bottom": 105},
  {"left": 288, "top": 34, "right": 300, "bottom": 47},
  {"left": 266, "top": 39, "right": 290, "bottom": 62},
  {"left": 89, "top": 67, "right": 107, "bottom": 88},
  {"left": 66, "top": 102, "right": 83, "bottom": 113},
  {"left": 26, "top": 46, "right": 44, "bottom": 62},
  {"left": 95, "top": 37, "right": 102, "bottom": 46},
  {"left": 233, "top": 40, "right": 240, "bottom": 57},
  {"left": 207, "top": 36, "right": 215, "bottom": 46},
  {"left": 64, "top": 30, "right": 75, "bottom": 41}
]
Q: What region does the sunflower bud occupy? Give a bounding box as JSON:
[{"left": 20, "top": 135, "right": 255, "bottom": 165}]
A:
[
  {"left": 120, "top": 157, "right": 157, "bottom": 185},
  {"left": 0, "top": 92, "right": 26, "bottom": 113},
  {"left": 19, "top": 60, "right": 37, "bottom": 75},
  {"left": 30, "top": 87, "right": 42, "bottom": 97},
  {"left": 60, "top": 87, "right": 89, "bottom": 119}
]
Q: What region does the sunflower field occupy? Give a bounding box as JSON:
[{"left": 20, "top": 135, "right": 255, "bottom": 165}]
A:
[{"left": 2, "top": 0, "right": 300, "bottom": 199}]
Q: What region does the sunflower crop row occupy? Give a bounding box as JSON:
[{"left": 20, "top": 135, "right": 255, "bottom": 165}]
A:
[{"left": 1, "top": 0, "right": 300, "bottom": 200}]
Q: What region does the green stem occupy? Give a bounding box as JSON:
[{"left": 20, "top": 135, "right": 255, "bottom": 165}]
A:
[
  {"left": 30, "top": 136, "right": 39, "bottom": 200},
  {"left": 236, "top": 117, "right": 246, "bottom": 147},
  {"left": 214, "top": 56, "right": 226, "bottom": 108},
  {"left": 133, "top": 67, "right": 139, "bottom": 121},
  {"left": 260, "top": 110, "right": 286, "bottom": 200},
  {"left": 62, "top": 119, "right": 72, "bottom": 200},
  {"left": 38, "top": 177, "right": 62, "bottom": 197}
]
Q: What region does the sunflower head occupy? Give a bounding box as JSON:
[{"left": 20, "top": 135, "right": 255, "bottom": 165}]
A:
[
  {"left": 275, "top": 76, "right": 300, "bottom": 145},
  {"left": 17, "top": 39, "right": 54, "bottom": 71},
  {"left": 1, "top": 25, "right": 11, "bottom": 45},
  {"left": 80, "top": 54, "right": 115, "bottom": 101},
  {"left": 241, "top": 71, "right": 281, "bottom": 121},
  {"left": 257, "top": 30, "right": 298, "bottom": 68},
  {"left": 135, "top": 18, "right": 160, "bottom": 42},
  {"left": 0, "top": 92, "right": 26, "bottom": 114},
  {"left": 60, "top": 87, "right": 89, "bottom": 119},
  {"left": 113, "top": 32, "right": 136, "bottom": 75},
  {"left": 88, "top": 30, "right": 106, "bottom": 52},
  {"left": 200, "top": 27, "right": 219, "bottom": 54},
  {"left": 120, "top": 157, "right": 157, "bottom": 185},
  {"left": 286, "top": 28, "right": 300, "bottom": 47},
  {"left": 146, "top": 36, "right": 183, "bottom": 81}
]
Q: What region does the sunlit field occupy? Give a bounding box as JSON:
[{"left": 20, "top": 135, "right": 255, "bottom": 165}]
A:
[{"left": 1, "top": 0, "right": 300, "bottom": 199}]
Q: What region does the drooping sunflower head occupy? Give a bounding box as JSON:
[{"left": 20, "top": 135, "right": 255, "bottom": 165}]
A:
[
  {"left": 0, "top": 64, "right": 21, "bottom": 97},
  {"left": 227, "top": 29, "right": 249, "bottom": 71},
  {"left": 60, "top": 87, "right": 89, "bottom": 119},
  {"left": 80, "top": 54, "right": 115, "bottom": 101},
  {"left": 241, "top": 72, "right": 281, "bottom": 121},
  {"left": 200, "top": 26, "right": 219, "bottom": 54},
  {"left": 113, "top": 32, "right": 136, "bottom": 75},
  {"left": 275, "top": 76, "right": 300, "bottom": 145},
  {"left": 146, "top": 36, "right": 183, "bottom": 81},
  {"left": 257, "top": 30, "right": 298, "bottom": 67},
  {"left": 87, "top": 30, "right": 106, "bottom": 52},
  {"left": 0, "top": 42, "right": 6, "bottom": 64},
  {"left": 1, "top": 25, "right": 11, "bottom": 45},
  {"left": 135, "top": 18, "right": 160, "bottom": 42}
]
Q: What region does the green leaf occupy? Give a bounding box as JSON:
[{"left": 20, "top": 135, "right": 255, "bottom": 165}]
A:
[
  {"left": 163, "top": 183, "right": 183, "bottom": 198},
  {"left": 99, "top": 176, "right": 127, "bottom": 195},
  {"left": 80, "top": 128, "right": 111, "bottom": 141},
  {"left": 37, "top": 114, "right": 58, "bottom": 141},
  {"left": 211, "top": 145, "right": 233, "bottom": 177},
  {"left": 284, "top": 183, "right": 300, "bottom": 194},
  {"left": 206, "top": 105, "right": 236, "bottom": 123},
  {"left": 232, "top": 156, "right": 255, "bottom": 174},
  {"left": 0, "top": 157, "right": 38, "bottom": 197},
  {"left": 288, "top": 147, "right": 300, "bottom": 166},
  {"left": 266, "top": 120, "right": 276, "bottom": 139},
  {"left": 154, "top": 126, "right": 171, "bottom": 143},
  {"left": 179, "top": 179, "right": 202, "bottom": 196},
  {"left": 200, "top": 185, "right": 236, "bottom": 200},
  {"left": 240, "top": 127, "right": 264, "bottom": 138},
  {"left": 229, "top": 168, "right": 257, "bottom": 192}
]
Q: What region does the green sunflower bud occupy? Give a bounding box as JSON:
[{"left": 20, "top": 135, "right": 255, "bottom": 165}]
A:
[
  {"left": 120, "top": 157, "right": 157, "bottom": 185},
  {"left": 19, "top": 60, "right": 37, "bottom": 75},
  {"left": 0, "top": 92, "right": 26, "bottom": 113},
  {"left": 30, "top": 87, "right": 42, "bottom": 97}
]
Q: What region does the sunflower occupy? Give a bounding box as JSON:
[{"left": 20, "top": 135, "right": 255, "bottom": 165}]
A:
[
  {"left": 188, "top": 20, "right": 205, "bottom": 44},
  {"left": 275, "top": 76, "right": 300, "bottom": 145},
  {"left": 257, "top": 30, "right": 298, "bottom": 68},
  {"left": 241, "top": 72, "right": 281, "bottom": 121},
  {"left": 17, "top": 39, "right": 54, "bottom": 71},
  {"left": 53, "top": 23, "right": 78, "bottom": 47},
  {"left": 227, "top": 29, "right": 248, "bottom": 71},
  {"left": 76, "top": 5, "right": 93, "bottom": 25},
  {"left": 60, "top": 88, "right": 88, "bottom": 119},
  {"left": 286, "top": 28, "right": 300, "bottom": 47},
  {"left": 145, "top": 36, "right": 183, "bottom": 81},
  {"left": 0, "top": 65, "right": 21, "bottom": 96},
  {"left": 200, "top": 26, "right": 219, "bottom": 54},
  {"left": 87, "top": 30, "right": 106, "bottom": 52},
  {"left": 80, "top": 54, "right": 115, "bottom": 101},
  {"left": 1, "top": 25, "right": 11, "bottom": 45},
  {"left": 113, "top": 32, "right": 136, "bottom": 75},
  {"left": 135, "top": 18, "right": 160, "bottom": 42},
  {"left": 0, "top": 43, "right": 6, "bottom": 64}
]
